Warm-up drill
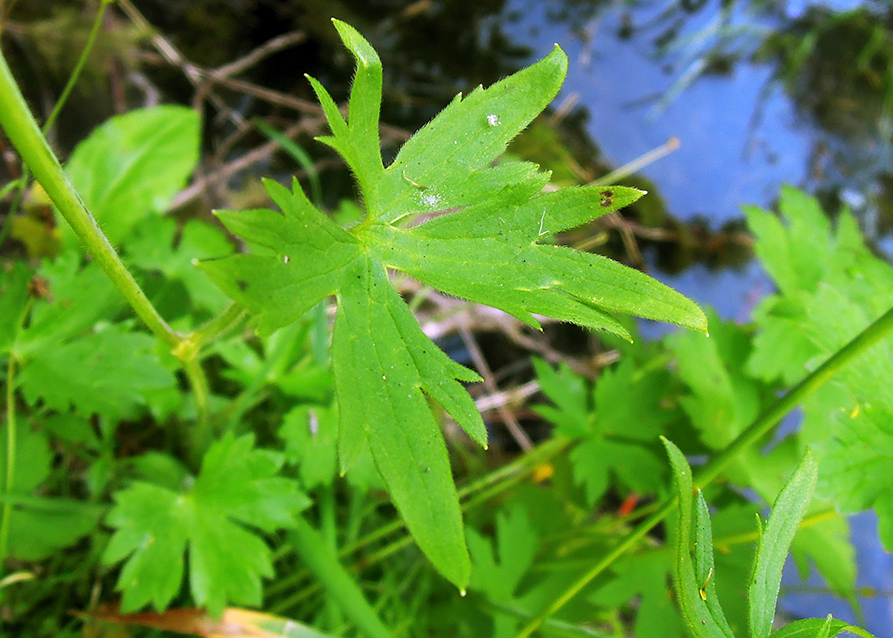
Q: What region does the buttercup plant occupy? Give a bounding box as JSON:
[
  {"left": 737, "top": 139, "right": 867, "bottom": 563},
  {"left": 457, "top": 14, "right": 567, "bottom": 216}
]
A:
[{"left": 4, "top": 12, "right": 890, "bottom": 638}]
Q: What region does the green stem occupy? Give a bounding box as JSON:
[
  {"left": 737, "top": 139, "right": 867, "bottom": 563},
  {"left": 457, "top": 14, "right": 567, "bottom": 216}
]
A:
[
  {"left": 0, "top": 49, "right": 180, "bottom": 349},
  {"left": 514, "top": 303, "right": 893, "bottom": 638},
  {"left": 289, "top": 517, "right": 394, "bottom": 638},
  {"left": 183, "top": 357, "right": 212, "bottom": 460},
  {"left": 43, "top": 1, "right": 110, "bottom": 135},
  {"left": 318, "top": 486, "right": 344, "bottom": 628},
  {"left": 0, "top": 355, "right": 17, "bottom": 577},
  {"left": 183, "top": 303, "right": 247, "bottom": 355},
  {"left": 694, "top": 306, "right": 893, "bottom": 487}
]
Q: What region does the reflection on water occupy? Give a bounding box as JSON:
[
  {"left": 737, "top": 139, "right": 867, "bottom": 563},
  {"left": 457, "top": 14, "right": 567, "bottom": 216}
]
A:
[{"left": 506, "top": 0, "right": 892, "bottom": 233}]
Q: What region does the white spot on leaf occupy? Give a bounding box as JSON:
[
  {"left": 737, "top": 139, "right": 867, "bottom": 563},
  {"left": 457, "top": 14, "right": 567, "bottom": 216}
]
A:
[{"left": 418, "top": 191, "right": 442, "bottom": 209}]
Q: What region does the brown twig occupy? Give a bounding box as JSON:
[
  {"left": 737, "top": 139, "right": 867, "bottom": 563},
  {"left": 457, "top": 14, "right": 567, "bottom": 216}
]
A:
[
  {"left": 212, "top": 30, "right": 307, "bottom": 79},
  {"left": 116, "top": 0, "right": 244, "bottom": 127},
  {"left": 457, "top": 322, "right": 534, "bottom": 451},
  {"left": 169, "top": 120, "right": 329, "bottom": 211}
]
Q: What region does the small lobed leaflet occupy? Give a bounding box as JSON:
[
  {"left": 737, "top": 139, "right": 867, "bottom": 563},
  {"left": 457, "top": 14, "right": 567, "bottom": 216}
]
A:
[{"left": 201, "top": 19, "right": 706, "bottom": 589}]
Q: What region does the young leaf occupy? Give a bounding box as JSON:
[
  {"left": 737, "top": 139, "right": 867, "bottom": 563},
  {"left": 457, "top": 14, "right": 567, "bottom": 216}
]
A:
[
  {"left": 201, "top": 20, "right": 706, "bottom": 590},
  {"left": 748, "top": 449, "right": 818, "bottom": 638},
  {"left": 693, "top": 491, "right": 735, "bottom": 637},
  {"left": 662, "top": 437, "right": 734, "bottom": 638},
  {"left": 103, "top": 434, "right": 310, "bottom": 615},
  {"left": 467, "top": 502, "right": 540, "bottom": 638},
  {"left": 468, "top": 501, "right": 539, "bottom": 602},
  {"left": 531, "top": 357, "right": 589, "bottom": 438},
  {"left": 536, "top": 357, "right": 673, "bottom": 506}
]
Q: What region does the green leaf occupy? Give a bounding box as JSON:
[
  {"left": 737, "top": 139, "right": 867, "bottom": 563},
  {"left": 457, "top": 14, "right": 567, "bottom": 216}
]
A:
[
  {"left": 361, "top": 181, "right": 703, "bottom": 334},
  {"left": 0, "top": 261, "right": 31, "bottom": 354},
  {"left": 103, "top": 433, "right": 310, "bottom": 614},
  {"left": 127, "top": 216, "right": 233, "bottom": 315},
  {"left": 746, "top": 297, "right": 818, "bottom": 386},
  {"left": 710, "top": 500, "right": 767, "bottom": 635},
  {"left": 748, "top": 449, "right": 818, "bottom": 638},
  {"left": 666, "top": 309, "right": 763, "bottom": 451},
  {"left": 201, "top": 21, "right": 706, "bottom": 589},
  {"left": 694, "top": 491, "right": 735, "bottom": 637},
  {"left": 467, "top": 502, "right": 540, "bottom": 638},
  {"left": 531, "top": 357, "right": 589, "bottom": 438},
  {"left": 662, "top": 437, "right": 734, "bottom": 638},
  {"left": 64, "top": 105, "right": 199, "bottom": 246},
  {"left": 589, "top": 552, "right": 685, "bottom": 638},
  {"left": 770, "top": 616, "right": 878, "bottom": 638},
  {"left": 742, "top": 188, "right": 893, "bottom": 549},
  {"left": 18, "top": 324, "right": 175, "bottom": 422},
  {"left": 280, "top": 404, "right": 338, "bottom": 490},
  {"left": 742, "top": 186, "right": 831, "bottom": 298},
  {"left": 468, "top": 501, "right": 539, "bottom": 602},
  {"left": 551, "top": 358, "right": 672, "bottom": 505},
  {"left": 15, "top": 251, "right": 123, "bottom": 358}
]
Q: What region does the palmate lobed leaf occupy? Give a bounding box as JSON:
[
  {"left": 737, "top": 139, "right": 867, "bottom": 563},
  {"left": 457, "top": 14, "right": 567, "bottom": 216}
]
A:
[
  {"left": 201, "top": 20, "right": 706, "bottom": 588},
  {"left": 103, "top": 434, "right": 310, "bottom": 615}
]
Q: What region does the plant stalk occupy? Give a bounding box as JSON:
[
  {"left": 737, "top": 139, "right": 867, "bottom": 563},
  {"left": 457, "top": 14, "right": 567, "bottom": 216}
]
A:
[
  {"left": 0, "top": 49, "right": 180, "bottom": 349},
  {"left": 0, "top": 0, "right": 109, "bottom": 247}
]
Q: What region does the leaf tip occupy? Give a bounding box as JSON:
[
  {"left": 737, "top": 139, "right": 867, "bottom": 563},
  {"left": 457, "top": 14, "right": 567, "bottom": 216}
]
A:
[{"left": 331, "top": 18, "right": 380, "bottom": 68}]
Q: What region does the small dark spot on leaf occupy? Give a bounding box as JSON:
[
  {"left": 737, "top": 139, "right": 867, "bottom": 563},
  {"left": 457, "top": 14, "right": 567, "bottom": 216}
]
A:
[
  {"left": 237, "top": 280, "right": 249, "bottom": 291},
  {"left": 28, "top": 275, "right": 52, "bottom": 301}
]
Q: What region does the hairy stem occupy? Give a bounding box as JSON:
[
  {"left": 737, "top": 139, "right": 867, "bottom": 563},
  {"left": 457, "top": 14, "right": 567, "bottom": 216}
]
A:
[
  {"left": 188, "top": 303, "right": 248, "bottom": 352},
  {"left": 183, "top": 357, "right": 212, "bottom": 460},
  {"left": 0, "top": 50, "right": 180, "bottom": 349}
]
